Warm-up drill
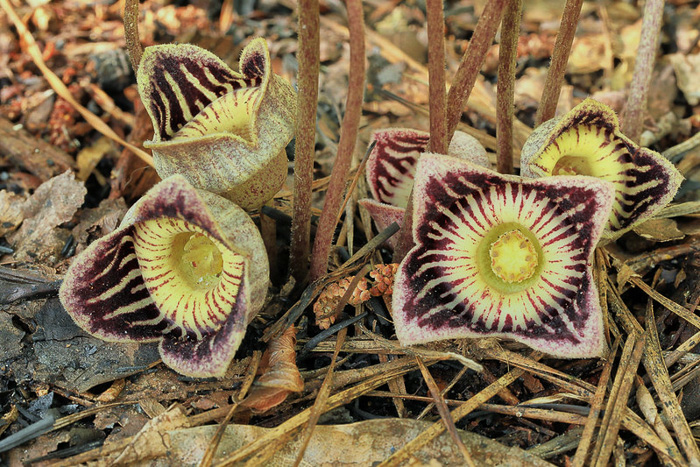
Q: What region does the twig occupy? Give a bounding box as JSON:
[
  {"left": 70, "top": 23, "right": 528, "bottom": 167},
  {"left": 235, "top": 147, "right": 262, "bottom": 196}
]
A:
[
  {"left": 572, "top": 338, "right": 619, "bottom": 467},
  {"left": 445, "top": 0, "right": 508, "bottom": 141},
  {"left": 309, "top": 0, "right": 365, "bottom": 281},
  {"left": 293, "top": 328, "right": 348, "bottom": 466},
  {"left": 378, "top": 352, "right": 542, "bottom": 466},
  {"left": 426, "top": 0, "right": 448, "bottom": 154},
  {"left": 416, "top": 357, "right": 475, "bottom": 466},
  {"left": 621, "top": 0, "right": 665, "bottom": 143},
  {"left": 496, "top": 0, "right": 521, "bottom": 174},
  {"left": 535, "top": 0, "right": 584, "bottom": 125},
  {"left": 290, "top": 0, "right": 320, "bottom": 283},
  {"left": 123, "top": 0, "right": 143, "bottom": 72}
]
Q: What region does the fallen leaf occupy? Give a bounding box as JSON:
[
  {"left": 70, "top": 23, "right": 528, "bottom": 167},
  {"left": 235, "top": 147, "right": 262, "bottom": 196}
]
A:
[
  {"left": 633, "top": 218, "right": 686, "bottom": 243},
  {"left": 241, "top": 326, "right": 304, "bottom": 413},
  {"left": 76, "top": 136, "right": 116, "bottom": 181},
  {"left": 670, "top": 53, "right": 700, "bottom": 106},
  {"left": 0, "top": 190, "right": 26, "bottom": 237},
  {"left": 166, "top": 419, "right": 554, "bottom": 466},
  {"left": 7, "top": 171, "right": 86, "bottom": 263}
]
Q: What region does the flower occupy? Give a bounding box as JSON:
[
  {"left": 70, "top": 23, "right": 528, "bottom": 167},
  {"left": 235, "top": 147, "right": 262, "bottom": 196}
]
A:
[
  {"left": 520, "top": 98, "right": 683, "bottom": 239},
  {"left": 59, "top": 176, "right": 269, "bottom": 377},
  {"left": 137, "top": 38, "right": 296, "bottom": 210},
  {"left": 392, "top": 154, "right": 614, "bottom": 358},
  {"left": 359, "top": 128, "right": 488, "bottom": 248}
]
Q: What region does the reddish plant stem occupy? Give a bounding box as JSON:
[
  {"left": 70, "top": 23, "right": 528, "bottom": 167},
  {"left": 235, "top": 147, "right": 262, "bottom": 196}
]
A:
[
  {"left": 534, "top": 0, "right": 584, "bottom": 125},
  {"left": 123, "top": 0, "right": 143, "bottom": 73},
  {"left": 445, "top": 0, "right": 508, "bottom": 143},
  {"left": 621, "top": 0, "right": 664, "bottom": 144},
  {"left": 394, "top": 0, "right": 507, "bottom": 263},
  {"left": 426, "top": 0, "right": 448, "bottom": 155},
  {"left": 309, "top": 0, "right": 366, "bottom": 282},
  {"left": 496, "top": 0, "right": 522, "bottom": 175},
  {"left": 290, "top": 0, "right": 321, "bottom": 283}
]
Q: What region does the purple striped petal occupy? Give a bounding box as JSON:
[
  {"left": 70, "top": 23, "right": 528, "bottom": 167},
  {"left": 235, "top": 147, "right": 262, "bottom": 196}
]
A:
[
  {"left": 521, "top": 98, "right": 683, "bottom": 239},
  {"left": 59, "top": 176, "right": 269, "bottom": 377},
  {"left": 366, "top": 128, "right": 489, "bottom": 209},
  {"left": 393, "top": 154, "right": 614, "bottom": 358}
]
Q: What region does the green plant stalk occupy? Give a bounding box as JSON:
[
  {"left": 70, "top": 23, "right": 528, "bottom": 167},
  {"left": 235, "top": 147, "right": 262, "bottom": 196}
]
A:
[
  {"left": 534, "top": 0, "right": 583, "bottom": 125},
  {"left": 123, "top": 0, "right": 143, "bottom": 72},
  {"left": 445, "top": 0, "right": 508, "bottom": 142},
  {"left": 309, "top": 0, "right": 366, "bottom": 282},
  {"left": 290, "top": 0, "right": 321, "bottom": 283},
  {"left": 426, "top": 0, "right": 448, "bottom": 155},
  {"left": 496, "top": 0, "right": 522, "bottom": 175},
  {"left": 621, "top": 0, "right": 664, "bottom": 144},
  {"left": 394, "top": 0, "right": 507, "bottom": 263}
]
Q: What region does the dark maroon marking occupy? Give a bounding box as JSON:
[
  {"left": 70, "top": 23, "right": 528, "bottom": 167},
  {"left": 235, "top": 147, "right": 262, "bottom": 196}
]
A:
[
  {"left": 369, "top": 131, "right": 430, "bottom": 203},
  {"left": 131, "top": 181, "right": 227, "bottom": 246},
  {"left": 242, "top": 52, "right": 266, "bottom": 79},
  {"left": 145, "top": 50, "right": 258, "bottom": 139},
  {"left": 61, "top": 228, "right": 168, "bottom": 341}
]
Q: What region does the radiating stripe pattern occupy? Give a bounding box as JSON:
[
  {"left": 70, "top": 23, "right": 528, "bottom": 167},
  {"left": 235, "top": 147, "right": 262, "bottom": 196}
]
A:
[
  {"left": 521, "top": 99, "right": 682, "bottom": 238},
  {"left": 133, "top": 217, "right": 245, "bottom": 341},
  {"left": 393, "top": 154, "right": 613, "bottom": 356},
  {"left": 139, "top": 41, "right": 269, "bottom": 141},
  {"left": 366, "top": 129, "right": 490, "bottom": 210},
  {"left": 367, "top": 129, "right": 430, "bottom": 208},
  {"left": 59, "top": 176, "right": 266, "bottom": 377},
  {"left": 59, "top": 228, "right": 167, "bottom": 341}
]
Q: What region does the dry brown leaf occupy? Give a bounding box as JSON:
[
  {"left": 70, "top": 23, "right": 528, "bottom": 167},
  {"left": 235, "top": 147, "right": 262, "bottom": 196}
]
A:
[
  {"left": 76, "top": 136, "right": 116, "bottom": 182},
  {"left": 241, "top": 326, "right": 304, "bottom": 413},
  {"left": 669, "top": 53, "right": 700, "bottom": 106},
  {"left": 0, "top": 190, "right": 26, "bottom": 237},
  {"left": 111, "top": 404, "right": 189, "bottom": 465},
  {"left": 165, "top": 419, "right": 553, "bottom": 466},
  {"left": 7, "top": 171, "right": 86, "bottom": 262},
  {"left": 633, "top": 218, "right": 686, "bottom": 243}
]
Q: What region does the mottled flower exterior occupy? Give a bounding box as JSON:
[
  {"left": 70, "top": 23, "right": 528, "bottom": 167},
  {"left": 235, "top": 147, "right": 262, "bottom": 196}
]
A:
[
  {"left": 359, "top": 128, "right": 488, "bottom": 247},
  {"left": 521, "top": 99, "right": 682, "bottom": 239},
  {"left": 137, "top": 38, "right": 296, "bottom": 210},
  {"left": 393, "top": 154, "right": 614, "bottom": 358},
  {"left": 59, "top": 176, "right": 269, "bottom": 377}
]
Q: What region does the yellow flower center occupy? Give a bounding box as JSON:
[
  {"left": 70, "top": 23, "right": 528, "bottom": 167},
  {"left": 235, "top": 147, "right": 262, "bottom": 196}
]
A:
[
  {"left": 180, "top": 233, "right": 224, "bottom": 290},
  {"left": 488, "top": 230, "right": 539, "bottom": 283},
  {"left": 475, "top": 223, "right": 544, "bottom": 295},
  {"left": 133, "top": 217, "right": 245, "bottom": 334},
  {"left": 552, "top": 155, "right": 594, "bottom": 176}
]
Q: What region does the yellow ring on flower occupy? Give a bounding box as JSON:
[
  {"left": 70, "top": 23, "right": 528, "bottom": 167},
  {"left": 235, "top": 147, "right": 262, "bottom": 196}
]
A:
[{"left": 133, "top": 217, "right": 245, "bottom": 336}]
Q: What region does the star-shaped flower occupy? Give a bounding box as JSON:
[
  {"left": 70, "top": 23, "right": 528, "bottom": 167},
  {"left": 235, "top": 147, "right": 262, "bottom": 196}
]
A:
[
  {"left": 520, "top": 98, "right": 683, "bottom": 239},
  {"left": 137, "top": 38, "right": 296, "bottom": 210},
  {"left": 59, "top": 176, "right": 269, "bottom": 377},
  {"left": 393, "top": 154, "right": 614, "bottom": 358}
]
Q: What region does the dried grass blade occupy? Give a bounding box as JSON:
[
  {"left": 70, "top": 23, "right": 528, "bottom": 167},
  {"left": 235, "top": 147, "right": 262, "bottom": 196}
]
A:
[
  {"left": 378, "top": 352, "right": 542, "bottom": 466},
  {"left": 292, "top": 328, "right": 348, "bottom": 466},
  {"left": 643, "top": 299, "right": 700, "bottom": 463},
  {"left": 213, "top": 357, "right": 432, "bottom": 466},
  {"left": 635, "top": 377, "right": 682, "bottom": 466},
  {"left": 572, "top": 338, "right": 619, "bottom": 467},
  {"left": 590, "top": 333, "right": 645, "bottom": 467},
  {"left": 631, "top": 276, "right": 700, "bottom": 330},
  {"left": 197, "top": 351, "right": 261, "bottom": 467},
  {"left": 416, "top": 357, "right": 475, "bottom": 466}
]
